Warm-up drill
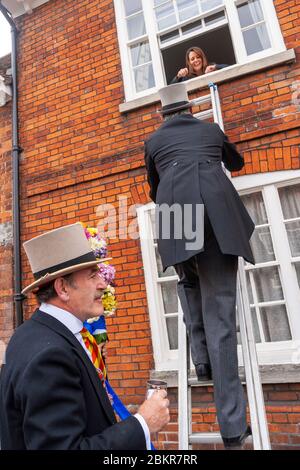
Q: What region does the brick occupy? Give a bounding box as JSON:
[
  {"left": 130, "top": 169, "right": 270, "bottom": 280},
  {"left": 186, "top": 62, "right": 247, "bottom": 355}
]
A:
[
  {"left": 272, "top": 413, "right": 289, "bottom": 423},
  {"left": 269, "top": 392, "right": 298, "bottom": 401}
]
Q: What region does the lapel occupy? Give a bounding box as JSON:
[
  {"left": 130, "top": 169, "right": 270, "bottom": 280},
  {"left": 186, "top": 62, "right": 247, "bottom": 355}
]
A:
[{"left": 32, "top": 309, "right": 116, "bottom": 424}]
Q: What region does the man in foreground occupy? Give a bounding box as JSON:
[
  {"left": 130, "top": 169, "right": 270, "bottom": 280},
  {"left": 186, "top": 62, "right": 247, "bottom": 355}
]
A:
[{"left": 0, "top": 223, "right": 169, "bottom": 449}]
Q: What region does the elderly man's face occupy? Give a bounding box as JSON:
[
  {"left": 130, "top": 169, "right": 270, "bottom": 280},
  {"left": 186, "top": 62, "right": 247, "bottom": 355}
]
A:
[{"left": 64, "top": 267, "right": 107, "bottom": 321}]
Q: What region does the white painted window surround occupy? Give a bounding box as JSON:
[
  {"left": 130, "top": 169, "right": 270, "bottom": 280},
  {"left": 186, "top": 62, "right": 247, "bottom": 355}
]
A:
[
  {"left": 137, "top": 170, "right": 300, "bottom": 371},
  {"left": 114, "top": 0, "right": 286, "bottom": 102}
]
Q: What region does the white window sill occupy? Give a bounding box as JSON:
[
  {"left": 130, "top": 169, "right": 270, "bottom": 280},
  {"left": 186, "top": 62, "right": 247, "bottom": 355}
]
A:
[
  {"left": 119, "top": 49, "right": 296, "bottom": 114},
  {"left": 152, "top": 363, "right": 300, "bottom": 387}
]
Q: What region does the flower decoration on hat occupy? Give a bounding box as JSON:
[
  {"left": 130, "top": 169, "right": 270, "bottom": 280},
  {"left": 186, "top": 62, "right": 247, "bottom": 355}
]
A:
[
  {"left": 81, "top": 223, "right": 117, "bottom": 344},
  {"left": 84, "top": 226, "right": 108, "bottom": 259}
]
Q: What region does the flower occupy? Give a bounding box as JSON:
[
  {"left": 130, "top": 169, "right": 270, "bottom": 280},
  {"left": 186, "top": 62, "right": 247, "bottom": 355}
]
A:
[
  {"left": 98, "top": 263, "right": 116, "bottom": 286},
  {"left": 84, "top": 226, "right": 108, "bottom": 259},
  {"left": 82, "top": 224, "right": 117, "bottom": 343},
  {"left": 102, "top": 285, "right": 117, "bottom": 317}
]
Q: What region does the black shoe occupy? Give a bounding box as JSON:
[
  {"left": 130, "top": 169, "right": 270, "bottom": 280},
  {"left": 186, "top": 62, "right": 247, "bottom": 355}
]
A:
[
  {"left": 223, "top": 426, "right": 252, "bottom": 450},
  {"left": 195, "top": 363, "right": 212, "bottom": 381}
]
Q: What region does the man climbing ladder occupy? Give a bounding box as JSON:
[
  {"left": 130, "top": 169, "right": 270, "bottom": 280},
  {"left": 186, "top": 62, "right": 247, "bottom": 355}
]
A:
[
  {"left": 144, "top": 81, "right": 270, "bottom": 449},
  {"left": 177, "top": 84, "right": 271, "bottom": 450}
]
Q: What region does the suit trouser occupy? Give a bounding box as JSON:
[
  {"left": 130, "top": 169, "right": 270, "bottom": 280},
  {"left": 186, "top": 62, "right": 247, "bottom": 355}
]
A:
[{"left": 174, "top": 214, "right": 247, "bottom": 438}]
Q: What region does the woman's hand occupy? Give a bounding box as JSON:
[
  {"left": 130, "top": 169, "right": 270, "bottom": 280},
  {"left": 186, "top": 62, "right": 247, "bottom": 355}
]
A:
[
  {"left": 205, "top": 64, "right": 217, "bottom": 74},
  {"left": 177, "top": 67, "right": 189, "bottom": 78}
]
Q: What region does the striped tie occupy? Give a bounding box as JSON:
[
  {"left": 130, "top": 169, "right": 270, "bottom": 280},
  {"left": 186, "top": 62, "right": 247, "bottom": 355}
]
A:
[{"left": 80, "top": 327, "right": 107, "bottom": 382}]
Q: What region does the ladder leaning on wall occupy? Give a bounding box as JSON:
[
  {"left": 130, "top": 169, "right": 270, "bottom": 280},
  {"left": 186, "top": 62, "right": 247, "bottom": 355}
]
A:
[{"left": 177, "top": 83, "right": 271, "bottom": 450}]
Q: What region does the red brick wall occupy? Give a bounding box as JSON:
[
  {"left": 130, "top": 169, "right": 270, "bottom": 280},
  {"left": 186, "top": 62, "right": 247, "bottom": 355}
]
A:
[
  {"left": 0, "top": 100, "right": 14, "bottom": 348},
  {"left": 0, "top": 0, "right": 299, "bottom": 449},
  {"left": 156, "top": 384, "right": 300, "bottom": 450}
]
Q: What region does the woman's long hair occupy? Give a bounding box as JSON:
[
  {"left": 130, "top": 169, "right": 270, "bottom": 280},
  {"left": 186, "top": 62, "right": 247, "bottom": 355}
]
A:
[{"left": 185, "top": 46, "right": 208, "bottom": 76}]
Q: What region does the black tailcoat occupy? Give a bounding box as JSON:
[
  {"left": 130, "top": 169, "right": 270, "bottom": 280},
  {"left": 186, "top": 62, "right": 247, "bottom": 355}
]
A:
[
  {"left": 144, "top": 114, "right": 254, "bottom": 269},
  {"left": 0, "top": 310, "right": 146, "bottom": 450}
]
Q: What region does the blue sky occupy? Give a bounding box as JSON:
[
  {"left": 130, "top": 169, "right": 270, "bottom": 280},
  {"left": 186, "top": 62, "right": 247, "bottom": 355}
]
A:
[{"left": 0, "top": 12, "right": 12, "bottom": 58}]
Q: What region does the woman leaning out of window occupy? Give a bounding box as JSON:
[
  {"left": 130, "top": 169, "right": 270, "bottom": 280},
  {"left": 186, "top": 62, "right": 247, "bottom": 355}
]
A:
[{"left": 170, "top": 46, "right": 228, "bottom": 84}]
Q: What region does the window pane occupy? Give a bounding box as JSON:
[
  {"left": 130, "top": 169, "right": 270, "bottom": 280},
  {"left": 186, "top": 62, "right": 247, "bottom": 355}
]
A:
[
  {"left": 134, "top": 64, "right": 155, "bottom": 92},
  {"left": 201, "top": 0, "right": 223, "bottom": 13},
  {"left": 176, "top": 0, "right": 199, "bottom": 22},
  {"left": 204, "top": 10, "right": 225, "bottom": 26},
  {"left": 124, "top": 0, "right": 142, "bottom": 16},
  {"left": 252, "top": 266, "right": 283, "bottom": 302},
  {"left": 251, "top": 308, "right": 262, "bottom": 343},
  {"left": 160, "top": 29, "right": 180, "bottom": 44},
  {"left": 155, "top": 2, "right": 177, "bottom": 30},
  {"left": 127, "top": 13, "right": 146, "bottom": 40},
  {"left": 178, "top": 5, "right": 199, "bottom": 21},
  {"left": 176, "top": 0, "right": 197, "bottom": 9},
  {"left": 237, "top": 0, "right": 264, "bottom": 28},
  {"left": 161, "top": 281, "right": 178, "bottom": 313},
  {"left": 285, "top": 220, "right": 300, "bottom": 257},
  {"left": 156, "top": 246, "right": 177, "bottom": 277},
  {"left": 246, "top": 271, "right": 254, "bottom": 304},
  {"left": 278, "top": 184, "right": 300, "bottom": 219},
  {"left": 241, "top": 192, "right": 268, "bottom": 225},
  {"left": 250, "top": 227, "right": 275, "bottom": 263},
  {"left": 260, "top": 305, "right": 292, "bottom": 342},
  {"left": 294, "top": 262, "right": 300, "bottom": 289},
  {"left": 166, "top": 316, "right": 178, "bottom": 349},
  {"left": 157, "top": 14, "right": 177, "bottom": 30},
  {"left": 131, "top": 42, "right": 152, "bottom": 66},
  {"left": 243, "top": 24, "right": 271, "bottom": 55},
  {"left": 149, "top": 209, "right": 157, "bottom": 242},
  {"left": 182, "top": 19, "right": 202, "bottom": 35},
  {"left": 236, "top": 307, "right": 261, "bottom": 344}
]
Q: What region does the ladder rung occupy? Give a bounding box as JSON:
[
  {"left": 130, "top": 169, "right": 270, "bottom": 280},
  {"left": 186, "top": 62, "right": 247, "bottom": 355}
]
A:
[
  {"left": 194, "top": 110, "right": 213, "bottom": 120},
  {"left": 192, "top": 95, "right": 212, "bottom": 105},
  {"left": 188, "top": 376, "right": 213, "bottom": 386},
  {"left": 188, "top": 375, "right": 246, "bottom": 386},
  {"left": 189, "top": 432, "right": 253, "bottom": 445},
  {"left": 189, "top": 432, "right": 223, "bottom": 444}
]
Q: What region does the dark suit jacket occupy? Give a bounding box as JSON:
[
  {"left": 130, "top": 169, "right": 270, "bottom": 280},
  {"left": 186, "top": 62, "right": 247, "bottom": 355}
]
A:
[
  {"left": 0, "top": 309, "right": 146, "bottom": 450},
  {"left": 144, "top": 114, "right": 255, "bottom": 269}
]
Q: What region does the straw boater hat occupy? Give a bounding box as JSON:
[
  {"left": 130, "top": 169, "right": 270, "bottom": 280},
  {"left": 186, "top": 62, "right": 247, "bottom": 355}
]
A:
[
  {"left": 22, "top": 223, "right": 111, "bottom": 295},
  {"left": 158, "top": 82, "right": 195, "bottom": 115}
]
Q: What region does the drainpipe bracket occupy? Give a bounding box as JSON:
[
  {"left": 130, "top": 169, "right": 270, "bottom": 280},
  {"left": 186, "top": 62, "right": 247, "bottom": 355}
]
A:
[
  {"left": 12, "top": 145, "right": 23, "bottom": 152},
  {"left": 14, "top": 293, "right": 27, "bottom": 302}
]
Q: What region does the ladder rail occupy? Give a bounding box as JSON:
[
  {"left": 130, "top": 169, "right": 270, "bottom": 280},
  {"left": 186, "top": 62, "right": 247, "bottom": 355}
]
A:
[
  {"left": 178, "top": 306, "right": 189, "bottom": 450},
  {"left": 237, "top": 259, "right": 271, "bottom": 449},
  {"left": 236, "top": 268, "right": 263, "bottom": 449},
  {"left": 209, "top": 82, "right": 224, "bottom": 131}
]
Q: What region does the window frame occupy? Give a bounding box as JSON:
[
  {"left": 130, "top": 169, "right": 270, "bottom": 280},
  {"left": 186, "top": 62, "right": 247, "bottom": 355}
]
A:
[
  {"left": 114, "top": 0, "right": 286, "bottom": 101},
  {"left": 137, "top": 169, "right": 300, "bottom": 371}
]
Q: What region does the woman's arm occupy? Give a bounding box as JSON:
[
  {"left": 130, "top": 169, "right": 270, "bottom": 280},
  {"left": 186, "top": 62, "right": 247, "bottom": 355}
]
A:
[{"left": 205, "top": 63, "right": 229, "bottom": 73}]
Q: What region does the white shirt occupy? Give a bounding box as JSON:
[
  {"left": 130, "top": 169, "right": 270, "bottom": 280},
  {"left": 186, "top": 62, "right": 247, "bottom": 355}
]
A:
[{"left": 40, "top": 303, "right": 151, "bottom": 450}]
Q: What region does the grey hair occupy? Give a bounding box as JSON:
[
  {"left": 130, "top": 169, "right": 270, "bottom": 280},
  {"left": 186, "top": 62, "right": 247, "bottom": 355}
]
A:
[
  {"left": 163, "top": 108, "right": 191, "bottom": 121},
  {"left": 34, "top": 273, "right": 76, "bottom": 303}
]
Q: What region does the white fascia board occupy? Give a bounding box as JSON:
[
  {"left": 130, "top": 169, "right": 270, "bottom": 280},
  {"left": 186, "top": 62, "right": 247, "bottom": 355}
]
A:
[{"left": 1, "top": 0, "right": 50, "bottom": 18}]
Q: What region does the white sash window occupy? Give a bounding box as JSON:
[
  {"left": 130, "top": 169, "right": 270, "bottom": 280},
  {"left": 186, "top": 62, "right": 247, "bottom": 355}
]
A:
[
  {"left": 137, "top": 171, "right": 300, "bottom": 370},
  {"left": 114, "top": 0, "right": 286, "bottom": 100}
]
